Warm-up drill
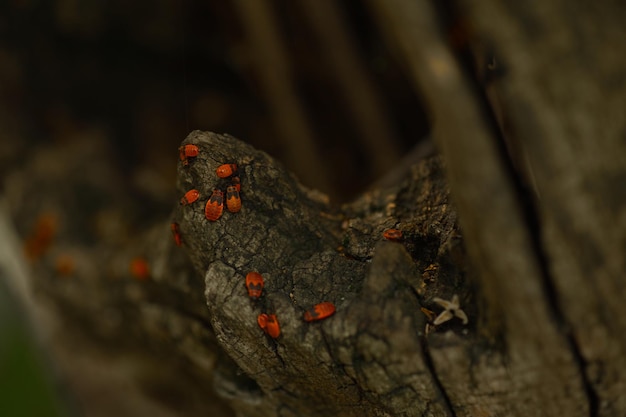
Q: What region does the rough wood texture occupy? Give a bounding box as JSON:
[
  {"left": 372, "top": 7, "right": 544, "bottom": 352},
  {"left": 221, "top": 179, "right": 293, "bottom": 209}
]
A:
[
  {"left": 369, "top": 0, "right": 626, "bottom": 415},
  {"left": 5, "top": 131, "right": 468, "bottom": 416},
  {"left": 3, "top": 0, "right": 625, "bottom": 415},
  {"left": 369, "top": 1, "right": 588, "bottom": 414},
  {"left": 466, "top": 3, "right": 626, "bottom": 415},
  {"left": 181, "top": 131, "right": 466, "bottom": 417}
]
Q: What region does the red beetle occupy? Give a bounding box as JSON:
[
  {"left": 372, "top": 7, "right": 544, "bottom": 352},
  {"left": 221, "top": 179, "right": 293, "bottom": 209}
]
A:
[
  {"left": 130, "top": 257, "right": 150, "bottom": 281},
  {"left": 170, "top": 222, "right": 182, "bottom": 246},
  {"left": 180, "top": 189, "right": 200, "bottom": 205},
  {"left": 205, "top": 189, "right": 224, "bottom": 221},
  {"left": 383, "top": 228, "right": 403, "bottom": 241},
  {"left": 179, "top": 144, "right": 199, "bottom": 166},
  {"left": 55, "top": 254, "right": 75, "bottom": 277},
  {"left": 226, "top": 185, "right": 242, "bottom": 213},
  {"left": 216, "top": 163, "right": 237, "bottom": 178},
  {"left": 23, "top": 213, "right": 57, "bottom": 261},
  {"left": 303, "top": 302, "right": 336, "bottom": 322},
  {"left": 257, "top": 313, "right": 280, "bottom": 338},
  {"left": 231, "top": 176, "right": 241, "bottom": 192},
  {"left": 245, "top": 272, "right": 264, "bottom": 299}
]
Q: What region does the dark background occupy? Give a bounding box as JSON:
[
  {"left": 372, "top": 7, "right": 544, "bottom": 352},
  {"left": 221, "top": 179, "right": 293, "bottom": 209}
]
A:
[
  {"left": 0, "top": 4, "right": 432, "bottom": 414},
  {"left": 0, "top": 0, "right": 431, "bottom": 210},
  {"left": 3, "top": 2, "right": 624, "bottom": 416}
]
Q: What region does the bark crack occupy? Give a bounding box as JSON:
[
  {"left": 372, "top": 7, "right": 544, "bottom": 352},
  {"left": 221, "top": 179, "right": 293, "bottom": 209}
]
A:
[
  {"left": 420, "top": 335, "right": 456, "bottom": 417},
  {"left": 458, "top": 24, "right": 601, "bottom": 417},
  {"left": 429, "top": 2, "right": 601, "bottom": 414}
]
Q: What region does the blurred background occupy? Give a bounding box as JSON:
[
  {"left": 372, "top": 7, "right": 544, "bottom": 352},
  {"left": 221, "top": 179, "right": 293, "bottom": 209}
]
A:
[
  {"left": 0, "top": 0, "right": 432, "bottom": 207},
  {"left": 0, "top": 1, "right": 436, "bottom": 415},
  {"left": 2, "top": 1, "right": 621, "bottom": 415}
]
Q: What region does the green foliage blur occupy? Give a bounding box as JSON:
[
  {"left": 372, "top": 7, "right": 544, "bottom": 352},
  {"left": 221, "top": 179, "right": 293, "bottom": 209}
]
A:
[{"left": 0, "top": 276, "right": 69, "bottom": 417}]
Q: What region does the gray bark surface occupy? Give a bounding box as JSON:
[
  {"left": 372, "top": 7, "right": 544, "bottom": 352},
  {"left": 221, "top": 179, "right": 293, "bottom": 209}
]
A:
[
  {"left": 2, "top": 0, "right": 625, "bottom": 416},
  {"left": 4, "top": 131, "right": 467, "bottom": 417},
  {"left": 369, "top": 0, "right": 626, "bottom": 416}
]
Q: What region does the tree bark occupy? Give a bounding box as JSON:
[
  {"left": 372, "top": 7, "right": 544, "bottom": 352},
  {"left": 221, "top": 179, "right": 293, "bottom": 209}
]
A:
[
  {"left": 368, "top": 0, "right": 626, "bottom": 415},
  {"left": 2, "top": 0, "right": 625, "bottom": 416},
  {"left": 4, "top": 130, "right": 464, "bottom": 417}
]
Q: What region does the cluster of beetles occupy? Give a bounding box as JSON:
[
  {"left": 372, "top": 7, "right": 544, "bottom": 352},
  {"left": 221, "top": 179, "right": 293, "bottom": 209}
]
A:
[
  {"left": 171, "top": 143, "right": 337, "bottom": 339},
  {"left": 178, "top": 144, "right": 241, "bottom": 221}
]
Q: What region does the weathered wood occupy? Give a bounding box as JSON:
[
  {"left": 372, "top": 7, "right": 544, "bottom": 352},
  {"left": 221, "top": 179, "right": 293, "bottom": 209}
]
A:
[
  {"left": 178, "top": 131, "right": 457, "bottom": 417},
  {"left": 369, "top": 0, "right": 626, "bottom": 415},
  {"left": 5, "top": 131, "right": 466, "bottom": 416},
  {"left": 4, "top": 0, "right": 625, "bottom": 415},
  {"left": 466, "top": 2, "right": 626, "bottom": 415}
]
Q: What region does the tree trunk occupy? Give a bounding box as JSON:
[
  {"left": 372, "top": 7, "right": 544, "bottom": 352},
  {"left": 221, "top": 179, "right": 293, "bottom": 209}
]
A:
[
  {"left": 367, "top": 0, "right": 626, "bottom": 415},
  {"left": 2, "top": 0, "right": 624, "bottom": 416}
]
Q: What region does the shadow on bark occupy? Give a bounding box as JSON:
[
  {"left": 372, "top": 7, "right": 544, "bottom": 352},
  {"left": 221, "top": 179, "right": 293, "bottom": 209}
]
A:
[{"left": 3, "top": 0, "right": 625, "bottom": 415}]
